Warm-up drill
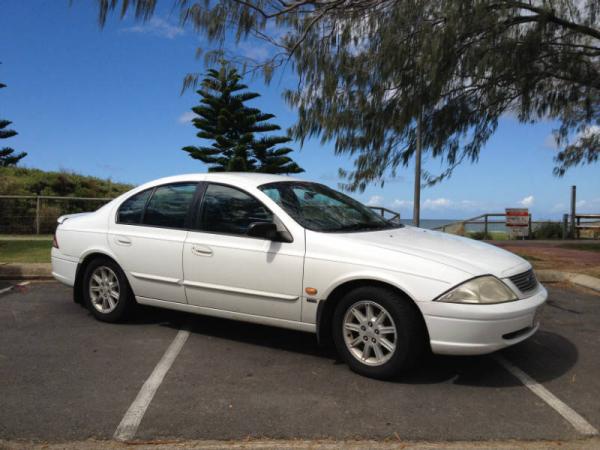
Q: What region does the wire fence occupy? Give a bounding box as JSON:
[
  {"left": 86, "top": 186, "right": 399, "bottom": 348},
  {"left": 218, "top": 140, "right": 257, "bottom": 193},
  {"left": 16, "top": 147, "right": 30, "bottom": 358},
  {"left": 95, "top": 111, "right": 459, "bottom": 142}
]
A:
[
  {"left": 0, "top": 195, "right": 114, "bottom": 235},
  {"left": 1, "top": 195, "right": 598, "bottom": 239}
]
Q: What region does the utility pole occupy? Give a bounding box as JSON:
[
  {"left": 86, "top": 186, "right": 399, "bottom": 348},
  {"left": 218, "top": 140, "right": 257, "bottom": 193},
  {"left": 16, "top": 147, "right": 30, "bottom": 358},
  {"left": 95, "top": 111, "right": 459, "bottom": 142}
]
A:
[{"left": 412, "top": 108, "right": 422, "bottom": 227}]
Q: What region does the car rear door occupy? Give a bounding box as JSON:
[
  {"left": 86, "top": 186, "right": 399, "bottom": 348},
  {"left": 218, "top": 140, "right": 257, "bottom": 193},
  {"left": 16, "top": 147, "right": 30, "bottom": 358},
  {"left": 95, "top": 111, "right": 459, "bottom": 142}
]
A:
[
  {"left": 108, "top": 182, "right": 199, "bottom": 303},
  {"left": 182, "top": 182, "right": 304, "bottom": 321}
]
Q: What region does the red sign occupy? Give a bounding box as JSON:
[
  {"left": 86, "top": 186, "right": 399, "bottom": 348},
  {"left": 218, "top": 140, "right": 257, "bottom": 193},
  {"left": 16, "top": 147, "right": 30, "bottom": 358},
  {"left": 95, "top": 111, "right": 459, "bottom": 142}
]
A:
[{"left": 506, "top": 208, "right": 529, "bottom": 236}]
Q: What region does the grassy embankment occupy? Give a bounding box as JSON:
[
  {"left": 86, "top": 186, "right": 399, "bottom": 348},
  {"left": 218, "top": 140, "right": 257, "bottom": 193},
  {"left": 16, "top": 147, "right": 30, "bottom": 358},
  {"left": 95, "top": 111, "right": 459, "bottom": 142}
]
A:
[
  {"left": 0, "top": 167, "right": 133, "bottom": 263},
  {"left": 0, "top": 166, "right": 132, "bottom": 198}
]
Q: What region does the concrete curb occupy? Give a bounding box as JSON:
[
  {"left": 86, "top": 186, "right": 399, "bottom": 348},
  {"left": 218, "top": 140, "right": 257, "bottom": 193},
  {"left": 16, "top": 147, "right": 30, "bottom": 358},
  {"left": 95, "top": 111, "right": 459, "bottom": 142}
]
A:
[
  {"left": 536, "top": 269, "right": 600, "bottom": 293},
  {"left": 0, "top": 263, "right": 53, "bottom": 280}
]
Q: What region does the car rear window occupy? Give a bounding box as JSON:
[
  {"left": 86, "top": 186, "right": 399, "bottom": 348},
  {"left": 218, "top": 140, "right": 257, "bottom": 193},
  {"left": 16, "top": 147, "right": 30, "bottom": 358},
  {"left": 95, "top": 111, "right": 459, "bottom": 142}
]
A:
[
  {"left": 116, "top": 189, "right": 152, "bottom": 224},
  {"left": 142, "top": 183, "right": 198, "bottom": 229}
]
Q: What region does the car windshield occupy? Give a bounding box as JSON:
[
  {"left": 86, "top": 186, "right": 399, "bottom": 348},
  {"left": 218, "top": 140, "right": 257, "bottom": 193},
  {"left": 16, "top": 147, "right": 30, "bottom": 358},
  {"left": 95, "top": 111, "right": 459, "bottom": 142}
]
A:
[{"left": 259, "top": 182, "right": 403, "bottom": 233}]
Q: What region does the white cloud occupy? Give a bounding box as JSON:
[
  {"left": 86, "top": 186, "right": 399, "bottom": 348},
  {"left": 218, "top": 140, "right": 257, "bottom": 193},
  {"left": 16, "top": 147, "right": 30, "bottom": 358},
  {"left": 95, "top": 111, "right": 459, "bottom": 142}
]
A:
[
  {"left": 178, "top": 111, "right": 196, "bottom": 124},
  {"left": 366, "top": 195, "right": 384, "bottom": 206},
  {"left": 518, "top": 195, "right": 535, "bottom": 207},
  {"left": 457, "top": 200, "right": 482, "bottom": 210},
  {"left": 122, "top": 17, "right": 184, "bottom": 39},
  {"left": 576, "top": 198, "right": 600, "bottom": 212},
  {"left": 391, "top": 199, "right": 413, "bottom": 209},
  {"left": 423, "top": 198, "right": 452, "bottom": 210},
  {"left": 388, "top": 197, "right": 484, "bottom": 212}
]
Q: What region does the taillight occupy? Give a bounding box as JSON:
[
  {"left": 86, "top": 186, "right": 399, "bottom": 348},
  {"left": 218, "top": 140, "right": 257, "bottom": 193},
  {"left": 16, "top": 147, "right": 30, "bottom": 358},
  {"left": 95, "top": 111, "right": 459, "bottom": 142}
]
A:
[{"left": 52, "top": 233, "right": 59, "bottom": 249}]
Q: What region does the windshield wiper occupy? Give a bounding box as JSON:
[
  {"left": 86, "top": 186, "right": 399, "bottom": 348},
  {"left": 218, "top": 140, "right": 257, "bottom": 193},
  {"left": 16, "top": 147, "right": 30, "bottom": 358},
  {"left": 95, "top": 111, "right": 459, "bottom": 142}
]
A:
[{"left": 332, "top": 223, "right": 389, "bottom": 232}]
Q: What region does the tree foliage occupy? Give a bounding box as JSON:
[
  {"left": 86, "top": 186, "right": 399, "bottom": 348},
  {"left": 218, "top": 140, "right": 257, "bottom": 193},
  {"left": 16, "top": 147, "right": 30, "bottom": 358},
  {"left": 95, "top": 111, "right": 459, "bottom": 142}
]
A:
[
  {"left": 183, "top": 64, "right": 303, "bottom": 174},
  {"left": 0, "top": 76, "right": 27, "bottom": 167},
  {"left": 97, "top": 0, "right": 599, "bottom": 189}
]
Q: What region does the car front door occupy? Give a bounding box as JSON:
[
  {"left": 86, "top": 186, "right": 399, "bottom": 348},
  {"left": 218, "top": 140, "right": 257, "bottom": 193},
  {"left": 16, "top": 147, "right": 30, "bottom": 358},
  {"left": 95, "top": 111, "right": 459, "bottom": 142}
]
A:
[
  {"left": 182, "top": 183, "right": 304, "bottom": 321},
  {"left": 108, "top": 182, "right": 199, "bottom": 303}
]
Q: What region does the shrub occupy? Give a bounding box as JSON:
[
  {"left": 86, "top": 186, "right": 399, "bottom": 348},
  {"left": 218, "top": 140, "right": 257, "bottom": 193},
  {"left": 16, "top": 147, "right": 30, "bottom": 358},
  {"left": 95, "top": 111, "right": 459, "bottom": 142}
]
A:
[
  {"left": 0, "top": 166, "right": 133, "bottom": 197},
  {"left": 469, "top": 231, "right": 492, "bottom": 240},
  {"left": 532, "top": 221, "right": 563, "bottom": 240}
]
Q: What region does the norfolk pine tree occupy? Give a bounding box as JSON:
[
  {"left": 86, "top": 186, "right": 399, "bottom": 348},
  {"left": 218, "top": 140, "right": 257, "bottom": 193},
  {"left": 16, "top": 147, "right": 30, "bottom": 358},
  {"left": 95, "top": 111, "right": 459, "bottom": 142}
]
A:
[
  {"left": 0, "top": 74, "right": 26, "bottom": 167},
  {"left": 182, "top": 65, "right": 303, "bottom": 174}
]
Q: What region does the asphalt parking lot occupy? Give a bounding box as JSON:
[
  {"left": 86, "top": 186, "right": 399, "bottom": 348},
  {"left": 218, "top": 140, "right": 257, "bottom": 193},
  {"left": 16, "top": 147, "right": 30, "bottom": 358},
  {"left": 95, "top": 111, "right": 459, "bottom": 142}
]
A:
[{"left": 1, "top": 281, "right": 599, "bottom": 446}]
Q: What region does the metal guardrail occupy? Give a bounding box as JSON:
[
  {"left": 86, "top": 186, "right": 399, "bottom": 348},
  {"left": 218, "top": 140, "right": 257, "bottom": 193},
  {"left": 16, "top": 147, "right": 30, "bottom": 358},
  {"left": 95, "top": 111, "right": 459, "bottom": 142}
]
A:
[
  {"left": 432, "top": 213, "right": 527, "bottom": 236},
  {"left": 369, "top": 206, "right": 401, "bottom": 224}
]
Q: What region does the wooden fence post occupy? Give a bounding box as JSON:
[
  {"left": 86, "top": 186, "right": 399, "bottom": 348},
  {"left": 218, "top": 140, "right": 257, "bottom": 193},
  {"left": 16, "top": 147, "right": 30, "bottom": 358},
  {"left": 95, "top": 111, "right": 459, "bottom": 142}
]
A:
[
  {"left": 484, "top": 215, "right": 488, "bottom": 238},
  {"left": 35, "top": 196, "right": 40, "bottom": 235}
]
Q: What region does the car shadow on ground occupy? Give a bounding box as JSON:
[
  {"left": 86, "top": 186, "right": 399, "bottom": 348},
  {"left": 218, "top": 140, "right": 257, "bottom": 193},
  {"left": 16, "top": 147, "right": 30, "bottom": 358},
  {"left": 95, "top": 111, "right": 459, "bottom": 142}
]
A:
[{"left": 106, "top": 303, "right": 579, "bottom": 389}]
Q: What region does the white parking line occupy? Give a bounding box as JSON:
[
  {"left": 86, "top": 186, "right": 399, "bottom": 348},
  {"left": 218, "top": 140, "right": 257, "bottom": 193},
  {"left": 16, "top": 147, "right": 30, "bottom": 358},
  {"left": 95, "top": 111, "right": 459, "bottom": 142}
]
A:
[
  {"left": 113, "top": 329, "right": 190, "bottom": 441},
  {"left": 0, "top": 285, "right": 13, "bottom": 295},
  {"left": 495, "top": 355, "right": 598, "bottom": 436},
  {"left": 0, "top": 281, "right": 30, "bottom": 295}
]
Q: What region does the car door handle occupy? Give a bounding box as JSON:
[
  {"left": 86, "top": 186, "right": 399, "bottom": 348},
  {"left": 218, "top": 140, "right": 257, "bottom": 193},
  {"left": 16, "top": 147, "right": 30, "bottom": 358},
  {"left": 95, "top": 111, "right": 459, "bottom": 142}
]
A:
[
  {"left": 114, "top": 236, "right": 132, "bottom": 246},
  {"left": 191, "top": 245, "right": 212, "bottom": 256}
]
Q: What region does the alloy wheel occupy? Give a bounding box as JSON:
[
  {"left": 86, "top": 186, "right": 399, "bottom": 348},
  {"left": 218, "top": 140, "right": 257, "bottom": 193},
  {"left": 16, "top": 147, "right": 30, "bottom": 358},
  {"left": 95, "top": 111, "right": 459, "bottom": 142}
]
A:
[
  {"left": 89, "top": 266, "right": 120, "bottom": 314},
  {"left": 343, "top": 300, "right": 397, "bottom": 366}
]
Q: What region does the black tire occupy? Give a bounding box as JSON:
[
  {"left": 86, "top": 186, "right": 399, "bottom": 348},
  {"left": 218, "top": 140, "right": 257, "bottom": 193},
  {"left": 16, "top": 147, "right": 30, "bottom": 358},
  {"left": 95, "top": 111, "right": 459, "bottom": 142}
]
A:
[
  {"left": 82, "top": 256, "right": 135, "bottom": 323},
  {"left": 332, "top": 286, "right": 426, "bottom": 379}
]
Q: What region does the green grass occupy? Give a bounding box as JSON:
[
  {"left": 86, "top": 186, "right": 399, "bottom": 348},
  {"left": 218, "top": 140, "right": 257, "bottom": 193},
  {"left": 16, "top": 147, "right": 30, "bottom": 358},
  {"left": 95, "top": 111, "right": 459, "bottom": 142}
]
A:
[
  {"left": 0, "top": 234, "right": 54, "bottom": 241},
  {"left": 465, "top": 231, "right": 508, "bottom": 240},
  {"left": 559, "top": 243, "right": 600, "bottom": 252},
  {"left": 0, "top": 240, "right": 52, "bottom": 263}
]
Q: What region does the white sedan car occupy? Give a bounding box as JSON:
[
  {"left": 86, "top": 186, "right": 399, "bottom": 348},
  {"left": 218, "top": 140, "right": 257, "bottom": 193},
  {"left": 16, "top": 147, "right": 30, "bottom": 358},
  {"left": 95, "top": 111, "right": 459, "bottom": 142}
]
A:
[{"left": 52, "top": 173, "right": 547, "bottom": 379}]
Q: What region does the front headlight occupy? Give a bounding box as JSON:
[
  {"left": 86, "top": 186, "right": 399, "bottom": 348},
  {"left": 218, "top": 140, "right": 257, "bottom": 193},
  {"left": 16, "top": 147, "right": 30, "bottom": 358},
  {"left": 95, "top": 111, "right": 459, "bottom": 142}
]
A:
[{"left": 436, "top": 276, "right": 517, "bottom": 304}]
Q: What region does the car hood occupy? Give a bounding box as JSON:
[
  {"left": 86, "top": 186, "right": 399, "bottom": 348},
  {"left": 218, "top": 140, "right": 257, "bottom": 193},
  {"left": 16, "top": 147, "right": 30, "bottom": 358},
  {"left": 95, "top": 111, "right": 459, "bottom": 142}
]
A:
[{"left": 340, "top": 226, "right": 529, "bottom": 278}]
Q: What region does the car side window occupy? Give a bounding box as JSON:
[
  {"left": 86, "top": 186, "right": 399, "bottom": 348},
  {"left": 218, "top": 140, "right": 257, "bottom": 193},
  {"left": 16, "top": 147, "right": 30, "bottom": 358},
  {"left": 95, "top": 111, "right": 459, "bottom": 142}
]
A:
[
  {"left": 117, "top": 189, "right": 152, "bottom": 224},
  {"left": 200, "top": 184, "right": 273, "bottom": 236},
  {"left": 142, "top": 183, "right": 198, "bottom": 229}
]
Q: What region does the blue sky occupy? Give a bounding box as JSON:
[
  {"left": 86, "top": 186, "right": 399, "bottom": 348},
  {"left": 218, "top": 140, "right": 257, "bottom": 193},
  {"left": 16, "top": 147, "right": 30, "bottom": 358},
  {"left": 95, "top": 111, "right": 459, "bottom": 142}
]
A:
[{"left": 1, "top": 0, "right": 598, "bottom": 219}]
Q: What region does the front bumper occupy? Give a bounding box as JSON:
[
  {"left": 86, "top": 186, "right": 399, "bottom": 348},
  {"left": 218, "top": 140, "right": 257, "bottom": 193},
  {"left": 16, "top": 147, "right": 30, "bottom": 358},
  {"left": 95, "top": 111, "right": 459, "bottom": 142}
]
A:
[{"left": 418, "top": 284, "right": 548, "bottom": 355}]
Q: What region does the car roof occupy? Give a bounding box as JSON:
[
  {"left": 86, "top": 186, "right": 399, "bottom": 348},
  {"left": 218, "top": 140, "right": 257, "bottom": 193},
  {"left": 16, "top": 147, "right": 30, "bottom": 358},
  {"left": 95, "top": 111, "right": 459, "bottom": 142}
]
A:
[{"left": 138, "top": 172, "right": 305, "bottom": 191}]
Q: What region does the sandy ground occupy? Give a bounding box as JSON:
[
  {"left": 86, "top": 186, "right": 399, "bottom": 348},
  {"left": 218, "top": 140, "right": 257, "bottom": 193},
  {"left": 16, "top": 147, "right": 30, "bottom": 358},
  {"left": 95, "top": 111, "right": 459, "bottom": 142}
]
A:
[{"left": 492, "top": 241, "right": 600, "bottom": 278}]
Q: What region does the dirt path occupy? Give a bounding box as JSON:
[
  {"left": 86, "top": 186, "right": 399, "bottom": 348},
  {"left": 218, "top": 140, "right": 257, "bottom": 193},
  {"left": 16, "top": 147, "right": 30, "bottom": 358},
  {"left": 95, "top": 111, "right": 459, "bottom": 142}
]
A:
[{"left": 492, "top": 241, "right": 600, "bottom": 278}]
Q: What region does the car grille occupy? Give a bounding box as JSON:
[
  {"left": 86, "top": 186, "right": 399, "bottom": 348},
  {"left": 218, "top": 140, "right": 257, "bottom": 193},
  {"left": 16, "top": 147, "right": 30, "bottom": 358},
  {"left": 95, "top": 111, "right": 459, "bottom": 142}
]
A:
[{"left": 509, "top": 269, "right": 538, "bottom": 293}]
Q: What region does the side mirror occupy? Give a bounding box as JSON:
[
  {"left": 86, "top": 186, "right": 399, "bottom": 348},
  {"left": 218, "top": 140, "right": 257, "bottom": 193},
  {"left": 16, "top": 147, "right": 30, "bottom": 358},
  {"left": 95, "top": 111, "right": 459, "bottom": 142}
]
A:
[{"left": 247, "top": 222, "right": 292, "bottom": 242}]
